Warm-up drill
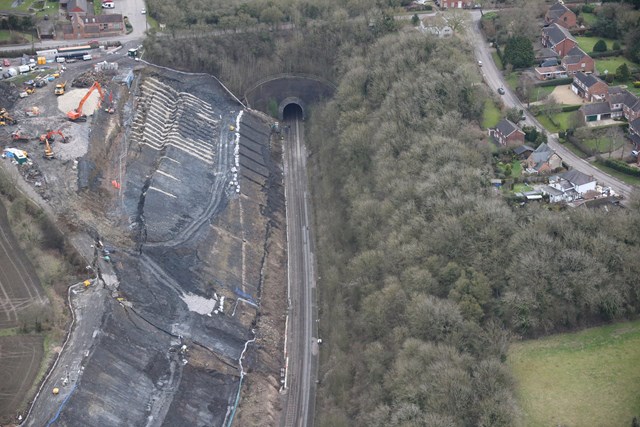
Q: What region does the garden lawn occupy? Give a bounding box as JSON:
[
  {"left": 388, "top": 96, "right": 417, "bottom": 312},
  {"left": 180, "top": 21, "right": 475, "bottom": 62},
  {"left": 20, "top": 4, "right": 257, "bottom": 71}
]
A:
[
  {"left": 509, "top": 320, "right": 640, "bottom": 427},
  {"left": 537, "top": 111, "right": 573, "bottom": 133},
  {"left": 595, "top": 57, "right": 638, "bottom": 75},
  {"left": 575, "top": 36, "right": 619, "bottom": 53},
  {"left": 482, "top": 99, "right": 501, "bottom": 129},
  {"left": 504, "top": 72, "right": 518, "bottom": 92},
  {"left": 583, "top": 136, "right": 625, "bottom": 154},
  {"left": 497, "top": 160, "right": 522, "bottom": 178},
  {"left": 580, "top": 12, "right": 597, "bottom": 26},
  {"left": 512, "top": 183, "right": 533, "bottom": 193}
]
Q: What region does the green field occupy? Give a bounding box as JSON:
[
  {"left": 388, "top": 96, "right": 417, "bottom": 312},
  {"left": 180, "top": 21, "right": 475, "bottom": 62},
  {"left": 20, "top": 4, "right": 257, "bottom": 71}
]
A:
[
  {"left": 575, "top": 36, "right": 619, "bottom": 53},
  {"left": 0, "top": 30, "right": 31, "bottom": 44},
  {"left": 583, "top": 135, "right": 625, "bottom": 154},
  {"left": 482, "top": 99, "right": 501, "bottom": 129},
  {"left": 595, "top": 56, "right": 637, "bottom": 76},
  {"left": 0, "top": 0, "right": 58, "bottom": 17},
  {"left": 509, "top": 320, "right": 640, "bottom": 427},
  {"left": 537, "top": 111, "right": 573, "bottom": 133}
]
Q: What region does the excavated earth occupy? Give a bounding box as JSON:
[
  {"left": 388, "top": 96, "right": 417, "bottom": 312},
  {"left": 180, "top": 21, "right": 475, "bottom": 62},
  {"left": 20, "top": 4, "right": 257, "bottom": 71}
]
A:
[{"left": 21, "top": 66, "right": 287, "bottom": 426}]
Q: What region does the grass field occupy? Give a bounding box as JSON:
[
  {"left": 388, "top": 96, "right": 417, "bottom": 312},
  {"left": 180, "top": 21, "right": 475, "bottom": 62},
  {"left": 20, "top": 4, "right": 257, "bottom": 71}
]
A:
[
  {"left": 482, "top": 99, "right": 501, "bottom": 129},
  {"left": 512, "top": 182, "right": 533, "bottom": 193},
  {"left": 497, "top": 160, "right": 522, "bottom": 178},
  {"left": 537, "top": 111, "right": 573, "bottom": 133},
  {"left": 575, "top": 36, "right": 619, "bottom": 53},
  {"left": 583, "top": 136, "right": 625, "bottom": 153},
  {"left": 595, "top": 56, "right": 638, "bottom": 75},
  {"left": 591, "top": 162, "right": 640, "bottom": 185},
  {"left": 0, "top": 0, "right": 58, "bottom": 17},
  {"left": 509, "top": 320, "right": 640, "bottom": 427},
  {"left": 492, "top": 51, "right": 503, "bottom": 70},
  {"left": 0, "top": 30, "right": 31, "bottom": 44}
]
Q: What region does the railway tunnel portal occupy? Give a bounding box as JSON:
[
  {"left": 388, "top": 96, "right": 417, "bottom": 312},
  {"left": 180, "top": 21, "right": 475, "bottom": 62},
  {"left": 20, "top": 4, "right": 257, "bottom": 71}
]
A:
[{"left": 244, "top": 74, "right": 336, "bottom": 121}]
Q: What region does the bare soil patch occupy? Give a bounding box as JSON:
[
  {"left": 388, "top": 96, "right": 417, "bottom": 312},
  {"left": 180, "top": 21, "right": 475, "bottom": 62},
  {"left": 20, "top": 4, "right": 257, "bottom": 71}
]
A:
[
  {"left": 550, "top": 84, "right": 584, "bottom": 105},
  {"left": 0, "top": 335, "right": 44, "bottom": 423}
]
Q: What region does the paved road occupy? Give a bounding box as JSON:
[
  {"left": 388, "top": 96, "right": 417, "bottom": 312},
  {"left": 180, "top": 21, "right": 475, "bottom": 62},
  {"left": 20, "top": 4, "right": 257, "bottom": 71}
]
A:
[
  {"left": 0, "top": 0, "right": 147, "bottom": 53},
  {"left": 468, "top": 10, "right": 636, "bottom": 202},
  {"left": 281, "top": 113, "right": 318, "bottom": 427}
]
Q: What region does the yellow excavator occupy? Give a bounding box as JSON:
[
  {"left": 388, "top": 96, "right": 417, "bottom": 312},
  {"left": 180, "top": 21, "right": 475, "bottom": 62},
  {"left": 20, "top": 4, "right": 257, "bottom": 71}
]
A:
[
  {"left": 0, "top": 108, "right": 18, "bottom": 126},
  {"left": 43, "top": 138, "right": 54, "bottom": 160}
]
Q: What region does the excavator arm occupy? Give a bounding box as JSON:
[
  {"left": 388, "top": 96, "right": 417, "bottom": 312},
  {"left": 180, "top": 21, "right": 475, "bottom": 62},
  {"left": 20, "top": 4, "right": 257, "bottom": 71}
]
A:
[{"left": 67, "top": 82, "right": 105, "bottom": 121}]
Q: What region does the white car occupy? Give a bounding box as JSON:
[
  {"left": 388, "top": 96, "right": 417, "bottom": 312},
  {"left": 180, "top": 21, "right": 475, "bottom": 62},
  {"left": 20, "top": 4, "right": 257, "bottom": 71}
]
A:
[{"left": 141, "top": 8, "right": 146, "bottom": 14}]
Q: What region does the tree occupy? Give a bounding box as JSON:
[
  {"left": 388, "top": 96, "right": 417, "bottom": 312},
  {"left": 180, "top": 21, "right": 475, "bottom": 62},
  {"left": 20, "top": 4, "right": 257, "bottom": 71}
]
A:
[
  {"left": 503, "top": 36, "right": 534, "bottom": 68},
  {"left": 411, "top": 14, "right": 420, "bottom": 26},
  {"left": 506, "top": 107, "right": 522, "bottom": 123},
  {"left": 617, "top": 62, "right": 630, "bottom": 81},
  {"left": 612, "top": 41, "right": 621, "bottom": 50},
  {"left": 624, "top": 26, "right": 640, "bottom": 63},
  {"left": 593, "top": 39, "right": 608, "bottom": 52},
  {"left": 259, "top": 6, "right": 284, "bottom": 28}
]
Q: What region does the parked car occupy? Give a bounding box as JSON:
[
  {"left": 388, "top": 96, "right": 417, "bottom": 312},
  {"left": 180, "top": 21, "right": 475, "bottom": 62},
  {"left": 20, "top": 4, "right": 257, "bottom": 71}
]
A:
[
  {"left": 478, "top": 60, "right": 483, "bottom": 67},
  {"left": 497, "top": 87, "right": 505, "bottom": 95},
  {"left": 141, "top": 8, "right": 146, "bottom": 14}
]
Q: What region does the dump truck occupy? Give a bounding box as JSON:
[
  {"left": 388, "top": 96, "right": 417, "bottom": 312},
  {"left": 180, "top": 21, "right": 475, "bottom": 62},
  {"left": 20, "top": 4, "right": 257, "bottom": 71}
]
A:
[
  {"left": 55, "top": 81, "right": 66, "bottom": 96},
  {"left": 0, "top": 108, "right": 18, "bottom": 126}
]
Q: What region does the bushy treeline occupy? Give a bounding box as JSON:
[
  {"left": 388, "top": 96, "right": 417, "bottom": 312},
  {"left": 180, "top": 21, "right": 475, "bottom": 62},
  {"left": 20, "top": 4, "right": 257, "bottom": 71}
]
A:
[
  {"left": 143, "top": 17, "right": 388, "bottom": 94},
  {"left": 307, "top": 32, "right": 640, "bottom": 426}
]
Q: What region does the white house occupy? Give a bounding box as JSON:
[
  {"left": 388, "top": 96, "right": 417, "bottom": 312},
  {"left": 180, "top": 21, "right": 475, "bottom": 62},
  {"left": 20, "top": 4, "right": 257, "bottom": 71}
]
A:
[{"left": 543, "top": 169, "right": 597, "bottom": 202}]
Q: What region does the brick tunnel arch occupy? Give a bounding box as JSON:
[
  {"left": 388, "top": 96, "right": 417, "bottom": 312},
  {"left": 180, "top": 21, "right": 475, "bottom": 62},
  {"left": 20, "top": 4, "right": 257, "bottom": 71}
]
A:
[
  {"left": 279, "top": 97, "right": 305, "bottom": 120},
  {"left": 244, "top": 74, "right": 336, "bottom": 121}
]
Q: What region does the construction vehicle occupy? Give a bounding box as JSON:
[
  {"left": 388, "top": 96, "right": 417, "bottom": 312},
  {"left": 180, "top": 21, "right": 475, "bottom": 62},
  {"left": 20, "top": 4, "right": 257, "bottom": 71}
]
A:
[
  {"left": 104, "top": 91, "right": 115, "bottom": 114},
  {"left": 43, "top": 138, "right": 54, "bottom": 160},
  {"left": 40, "top": 130, "right": 66, "bottom": 145},
  {"left": 0, "top": 108, "right": 18, "bottom": 126},
  {"left": 11, "top": 129, "right": 33, "bottom": 142},
  {"left": 34, "top": 77, "right": 47, "bottom": 88},
  {"left": 54, "top": 81, "right": 66, "bottom": 96},
  {"left": 67, "top": 81, "right": 104, "bottom": 122}
]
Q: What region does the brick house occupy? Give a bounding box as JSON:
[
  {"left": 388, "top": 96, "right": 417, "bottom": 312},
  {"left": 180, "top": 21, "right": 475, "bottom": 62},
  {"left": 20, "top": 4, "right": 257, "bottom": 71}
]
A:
[
  {"left": 526, "top": 143, "right": 563, "bottom": 174},
  {"left": 623, "top": 93, "right": 640, "bottom": 122},
  {"left": 440, "top": 0, "right": 473, "bottom": 8},
  {"left": 534, "top": 65, "right": 568, "bottom": 81},
  {"left": 571, "top": 72, "right": 608, "bottom": 102},
  {"left": 491, "top": 119, "right": 525, "bottom": 146},
  {"left": 580, "top": 87, "right": 640, "bottom": 123},
  {"left": 545, "top": 2, "right": 577, "bottom": 29},
  {"left": 561, "top": 46, "right": 594, "bottom": 75},
  {"left": 629, "top": 118, "right": 640, "bottom": 148},
  {"left": 66, "top": 0, "right": 88, "bottom": 19},
  {"left": 63, "top": 13, "right": 124, "bottom": 39},
  {"left": 541, "top": 23, "right": 577, "bottom": 57}
]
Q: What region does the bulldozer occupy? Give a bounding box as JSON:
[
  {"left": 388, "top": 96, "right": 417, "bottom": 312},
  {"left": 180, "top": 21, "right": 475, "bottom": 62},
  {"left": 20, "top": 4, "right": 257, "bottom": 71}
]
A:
[
  {"left": 67, "top": 81, "right": 104, "bottom": 122},
  {"left": 11, "top": 129, "right": 33, "bottom": 142},
  {"left": 0, "top": 108, "right": 18, "bottom": 126},
  {"left": 54, "top": 81, "right": 66, "bottom": 96}
]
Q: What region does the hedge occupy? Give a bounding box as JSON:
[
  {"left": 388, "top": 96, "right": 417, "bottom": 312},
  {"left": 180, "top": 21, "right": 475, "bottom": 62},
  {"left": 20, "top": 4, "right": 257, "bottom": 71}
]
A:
[
  {"left": 536, "top": 77, "right": 574, "bottom": 87},
  {"left": 0, "top": 48, "right": 37, "bottom": 58},
  {"left": 596, "top": 157, "right": 640, "bottom": 177},
  {"left": 590, "top": 50, "right": 624, "bottom": 58},
  {"left": 561, "top": 104, "right": 581, "bottom": 112}
]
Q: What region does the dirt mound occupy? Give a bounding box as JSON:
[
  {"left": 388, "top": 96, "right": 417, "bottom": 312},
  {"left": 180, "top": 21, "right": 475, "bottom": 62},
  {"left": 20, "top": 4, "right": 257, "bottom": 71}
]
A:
[
  {"left": 57, "top": 89, "right": 102, "bottom": 117},
  {"left": 71, "top": 70, "right": 112, "bottom": 88},
  {"left": 0, "top": 82, "right": 20, "bottom": 109}
]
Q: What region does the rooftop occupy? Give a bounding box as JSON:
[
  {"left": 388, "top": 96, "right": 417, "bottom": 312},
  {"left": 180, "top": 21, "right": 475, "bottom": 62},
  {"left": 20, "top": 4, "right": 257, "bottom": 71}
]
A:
[
  {"left": 543, "top": 23, "right": 576, "bottom": 45},
  {"left": 574, "top": 71, "right": 604, "bottom": 88},
  {"left": 580, "top": 102, "right": 611, "bottom": 116},
  {"left": 561, "top": 169, "right": 596, "bottom": 186},
  {"left": 495, "top": 118, "right": 519, "bottom": 137}
]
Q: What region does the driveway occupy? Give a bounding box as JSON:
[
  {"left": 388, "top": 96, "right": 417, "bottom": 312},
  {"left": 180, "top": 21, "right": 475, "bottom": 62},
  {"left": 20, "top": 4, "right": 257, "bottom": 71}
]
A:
[{"left": 467, "top": 10, "right": 635, "bottom": 202}]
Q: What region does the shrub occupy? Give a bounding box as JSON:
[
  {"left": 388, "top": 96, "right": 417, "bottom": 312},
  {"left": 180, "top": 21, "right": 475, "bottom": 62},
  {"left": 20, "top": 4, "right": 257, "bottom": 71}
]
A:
[
  {"left": 612, "top": 41, "right": 621, "bottom": 51},
  {"left": 589, "top": 49, "right": 623, "bottom": 58},
  {"left": 605, "top": 73, "right": 615, "bottom": 83},
  {"left": 593, "top": 39, "right": 608, "bottom": 52},
  {"left": 597, "top": 157, "right": 640, "bottom": 177},
  {"left": 582, "top": 4, "right": 595, "bottom": 13},
  {"left": 537, "top": 77, "right": 573, "bottom": 87},
  {"left": 616, "top": 63, "right": 630, "bottom": 81},
  {"left": 633, "top": 81, "right": 640, "bottom": 88},
  {"left": 561, "top": 104, "right": 581, "bottom": 112}
]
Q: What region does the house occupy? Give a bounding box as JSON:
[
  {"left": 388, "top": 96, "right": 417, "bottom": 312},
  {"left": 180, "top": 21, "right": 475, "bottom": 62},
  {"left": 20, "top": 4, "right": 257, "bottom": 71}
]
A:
[
  {"left": 561, "top": 46, "right": 594, "bottom": 75},
  {"left": 35, "top": 20, "right": 56, "bottom": 40},
  {"left": 534, "top": 65, "right": 568, "bottom": 81},
  {"left": 536, "top": 47, "right": 559, "bottom": 62},
  {"left": 629, "top": 118, "right": 640, "bottom": 148},
  {"left": 440, "top": 0, "right": 473, "bottom": 8},
  {"left": 422, "top": 16, "right": 453, "bottom": 38},
  {"left": 513, "top": 144, "right": 534, "bottom": 159},
  {"left": 580, "top": 102, "right": 612, "bottom": 122},
  {"left": 580, "top": 86, "right": 640, "bottom": 123},
  {"left": 571, "top": 72, "right": 608, "bottom": 102},
  {"left": 541, "top": 23, "right": 577, "bottom": 57},
  {"left": 559, "top": 169, "right": 597, "bottom": 195},
  {"left": 66, "top": 0, "right": 88, "bottom": 18},
  {"left": 63, "top": 13, "right": 124, "bottom": 39},
  {"left": 542, "top": 170, "right": 596, "bottom": 203},
  {"left": 491, "top": 119, "right": 525, "bottom": 147},
  {"left": 526, "top": 143, "right": 563, "bottom": 173},
  {"left": 545, "top": 2, "right": 577, "bottom": 29}
]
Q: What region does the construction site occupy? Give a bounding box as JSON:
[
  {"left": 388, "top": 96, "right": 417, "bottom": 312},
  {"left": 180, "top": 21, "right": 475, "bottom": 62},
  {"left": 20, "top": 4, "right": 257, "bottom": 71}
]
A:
[{"left": 0, "top": 54, "right": 288, "bottom": 426}]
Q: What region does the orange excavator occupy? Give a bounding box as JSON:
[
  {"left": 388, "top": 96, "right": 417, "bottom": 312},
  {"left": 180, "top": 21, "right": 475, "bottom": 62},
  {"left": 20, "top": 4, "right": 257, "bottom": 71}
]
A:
[
  {"left": 67, "top": 82, "right": 105, "bottom": 122},
  {"left": 39, "top": 130, "right": 66, "bottom": 145}
]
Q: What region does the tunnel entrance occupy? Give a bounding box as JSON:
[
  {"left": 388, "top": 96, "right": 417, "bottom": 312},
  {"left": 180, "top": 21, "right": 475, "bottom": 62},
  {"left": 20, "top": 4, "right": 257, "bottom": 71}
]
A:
[{"left": 282, "top": 103, "right": 303, "bottom": 121}]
